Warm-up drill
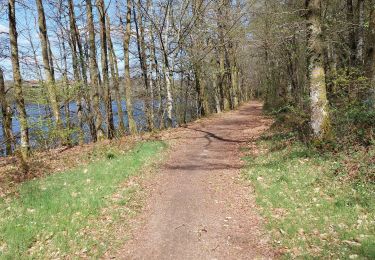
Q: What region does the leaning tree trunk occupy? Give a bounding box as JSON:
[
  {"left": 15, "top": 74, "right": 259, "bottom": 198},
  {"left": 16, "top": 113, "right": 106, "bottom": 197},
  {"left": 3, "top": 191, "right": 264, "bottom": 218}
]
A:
[
  {"left": 35, "top": 0, "right": 61, "bottom": 128},
  {"left": 306, "top": 0, "right": 331, "bottom": 141},
  {"left": 123, "top": 0, "right": 137, "bottom": 134},
  {"left": 0, "top": 68, "right": 13, "bottom": 155},
  {"left": 8, "top": 0, "right": 29, "bottom": 159}
]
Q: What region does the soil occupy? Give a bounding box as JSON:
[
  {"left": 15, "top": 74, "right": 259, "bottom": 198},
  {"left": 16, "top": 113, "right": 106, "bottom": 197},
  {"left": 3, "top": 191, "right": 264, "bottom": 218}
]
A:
[{"left": 115, "top": 101, "right": 275, "bottom": 259}]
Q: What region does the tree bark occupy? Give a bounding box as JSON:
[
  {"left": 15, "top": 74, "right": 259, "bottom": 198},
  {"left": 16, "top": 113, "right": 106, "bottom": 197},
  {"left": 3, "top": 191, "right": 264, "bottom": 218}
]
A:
[
  {"left": 146, "top": 0, "right": 162, "bottom": 129},
  {"left": 8, "top": 0, "right": 29, "bottom": 159},
  {"left": 122, "top": 0, "right": 137, "bottom": 134},
  {"left": 306, "top": 0, "right": 331, "bottom": 141},
  {"left": 356, "top": 0, "right": 365, "bottom": 65},
  {"left": 365, "top": 3, "right": 375, "bottom": 78},
  {"left": 346, "top": 0, "right": 357, "bottom": 67},
  {"left": 97, "top": 0, "right": 114, "bottom": 139},
  {"left": 0, "top": 68, "right": 13, "bottom": 155},
  {"left": 365, "top": 2, "right": 375, "bottom": 107},
  {"left": 147, "top": 0, "right": 155, "bottom": 129},
  {"left": 229, "top": 44, "right": 239, "bottom": 108},
  {"left": 194, "top": 67, "right": 210, "bottom": 116},
  {"left": 161, "top": 5, "right": 174, "bottom": 127},
  {"left": 216, "top": 1, "right": 231, "bottom": 111},
  {"left": 191, "top": 0, "right": 210, "bottom": 117},
  {"left": 86, "top": 0, "right": 104, "bottom": 140}
]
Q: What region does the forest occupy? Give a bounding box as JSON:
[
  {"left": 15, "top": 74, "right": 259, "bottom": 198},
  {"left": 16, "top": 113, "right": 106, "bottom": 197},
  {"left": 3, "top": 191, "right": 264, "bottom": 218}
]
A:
[
  {"left": 0, "top": 0, "right": 254, "bottom": 159},
  {"left": 0, "top": 0, "right": 374, "bottom": 259},
  {"left": 0, "top": 0, "right": 373, "bottom": 158}
]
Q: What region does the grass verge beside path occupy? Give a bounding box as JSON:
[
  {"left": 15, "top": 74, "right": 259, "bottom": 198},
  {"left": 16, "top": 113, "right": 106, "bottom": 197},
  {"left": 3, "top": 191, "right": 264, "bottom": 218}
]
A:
[
  {"left": 243, "top": 133, "right": 375, "bottom": 259},
  {"left": 0, "top": 141, "right": 166, "bottom": 259}
]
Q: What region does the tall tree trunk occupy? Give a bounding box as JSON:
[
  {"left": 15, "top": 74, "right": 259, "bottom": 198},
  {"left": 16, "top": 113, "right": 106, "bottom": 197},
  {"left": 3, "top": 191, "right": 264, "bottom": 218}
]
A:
[
  {"left": 365, "top": 2, "right": 375, "bottom": 107},
  {"left": 346, "top": 0, "right": 357, "bottom": 67},
  {"left": 8, "top": 0, "right": 29, "bottom": 159},
  {"left": 306, "top": 0, "right": 331, "bottom": 141},
  {"left": 83, "top": 31, "right": 97, "bottom": 141},
  {"left": 366, "top": 2, "right": 375, "bottom": 77},
  {"left": 59, "top": 34, "right": 72, "bottom": 145},
  {"left": 213, "top": 71, "right": 222, "bottom": 113},
  {"left": 86, "top": 0, "right": 104, "bottom": 140},
  {"left": 194, "top": 67, "right": 210, "bottom": 116},
  {"left": 133, "top": 0, "right": 153, "bottom": 131},
  {"left": 73, "top": 2, "right": 95, "bottom": 141},
  {"left": 47, "top": 37, "right": 55, "bottom": 79},
  {"left": 106, "top": 14, "right": 126, "bottom": 134},
  {"left": 356, "top": 0, "right": 365, "bottom": 65},
  {"left": 229, "top": 45, "right": 239, "bottom": 108},
  {"left": 122, "top": 0, "right": 137, "bottom": 134},
  {"left": 146, "top": 0, "right": 163, "bottom": 128},
  {"left": 147, "top": 0, "right": 155, "bottom": 129},
  {"left": 97, "top": 0, "right": 114, "bottom": 139},
  {"left": 35, "top": 0, "right": 61, "bottom": 127},
  {"left": 68, "top": 0, "right": 84, "bottom": 143},
  {"left": 216, "top": 1, "right": 231, "bottom": 111},
  {"left": 161, "top": 5, "right": 174, "bottom": 127},
  {"left": 191, "top": 0, "right": 210, "bottom": 117},
  {"left": 0, "top": 68, "right": 13, "bottom": 155},
  {"left": 286, "top": 47, "right": 300, "bottom": 106}
]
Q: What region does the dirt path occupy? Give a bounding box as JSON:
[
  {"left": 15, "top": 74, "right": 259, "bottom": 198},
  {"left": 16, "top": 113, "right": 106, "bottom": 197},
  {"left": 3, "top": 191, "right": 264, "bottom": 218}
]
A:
[{"left": 116, "top": 101, "right": 274, "bottom": 259}]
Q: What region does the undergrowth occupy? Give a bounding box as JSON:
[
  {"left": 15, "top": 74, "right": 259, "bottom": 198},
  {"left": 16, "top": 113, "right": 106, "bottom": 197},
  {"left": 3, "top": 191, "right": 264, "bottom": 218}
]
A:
[
  {"left": 0, "top": 141, "right": 166, "bottom": 259},
  {"left": 243, "top": 132, "right": 375, "bottom": 259}
]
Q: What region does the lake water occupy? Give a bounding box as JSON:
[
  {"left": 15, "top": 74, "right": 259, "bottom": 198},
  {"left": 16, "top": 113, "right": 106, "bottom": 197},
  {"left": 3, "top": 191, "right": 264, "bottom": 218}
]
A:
[{"left": 0, "top": 99, "right": 185, "bottom": 156}]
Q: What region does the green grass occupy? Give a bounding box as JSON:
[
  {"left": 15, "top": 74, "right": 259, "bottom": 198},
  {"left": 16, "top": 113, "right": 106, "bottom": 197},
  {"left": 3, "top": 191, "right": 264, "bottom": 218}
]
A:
[
  {"left": 0, "top": 141, "right": 166, "bottom": 259},
  {"left": 243, "top": 133, "right": 375, "bottom": 259}
]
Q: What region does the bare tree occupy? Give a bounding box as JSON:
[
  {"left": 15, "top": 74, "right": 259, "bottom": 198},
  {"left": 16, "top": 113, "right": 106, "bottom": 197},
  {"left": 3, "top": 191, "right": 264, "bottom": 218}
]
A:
[
  {"left": 97, "top": 0, "right": 115, "bottom": 139},
  {"left": 122, "top": 0, "right": 137, "bottom": 134},
  {"left": 36, "top": 0, "right": 62, "bottom": 128},
  {"left": 106, "top": 14, "right": 126, "bottom": 134},
  {"left": 8, "top": 0, "right": 29, "bottom": 159},
  {"left": 133, "top": 0, "right": 153, "bottom": 130},
  {"left": 86, "top": 0, "right": 104, "bottom": 140}
]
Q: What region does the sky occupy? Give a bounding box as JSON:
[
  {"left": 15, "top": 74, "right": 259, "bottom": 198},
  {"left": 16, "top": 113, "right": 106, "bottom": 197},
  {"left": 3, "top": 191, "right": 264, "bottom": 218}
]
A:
[{"left": 0, "top": 0, "right": 139, "bottom": 81}]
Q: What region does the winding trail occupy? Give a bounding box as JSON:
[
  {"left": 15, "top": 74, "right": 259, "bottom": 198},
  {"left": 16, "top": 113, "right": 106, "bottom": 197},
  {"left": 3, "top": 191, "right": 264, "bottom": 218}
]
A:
[{"left": 117, "top": 101, "right": 274, "bottom": 259}]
